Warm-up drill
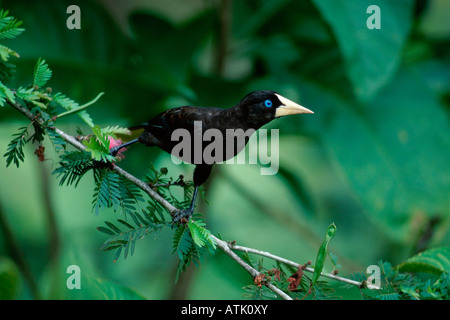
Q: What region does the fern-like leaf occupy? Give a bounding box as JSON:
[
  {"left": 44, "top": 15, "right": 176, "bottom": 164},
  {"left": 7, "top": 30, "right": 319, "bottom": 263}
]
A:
[
  {"left": 82, "top": 125, "right": 117, "bottom": 163},
  {"left": 52, "top": 150, "right": 94, "bottom": 186},
  {"left": 98, "top": 219, "right": 163, "bottom": 262},
  {"left": 172, "top": 224, "right": 191, "bottom": 259},
  {"left": 51, "top": 92, "right": 94, "bottom": 127},
  {"left": 46, "top": 129, "right": 66, "bottom": 153},
  {"left": 0, "top": 80, "right": 14, "bottom": 106},
  {"left": 0, "top": 61, "right": 15, "bottom": 84},
  {"left": 15, "top": 86, "right": 52, "bottom": 110},
  {"left": 188, "top": 219, "right": 216, "bottom": 250},
  {"left": 3, "top": 126, "right": 27, "bottom": 167},
  {"left": 33, "top": 58, "right": 52, "bottom": 88},
  {"left": 0, "top": 10, "right": 24, "bottom": 40},
  {"left": 101, "top": 125, "right": 131, "bottom": 137},
  {"left": 92, "top": 169, "right": 121, "bottom": 215},
  {"left": 0, "top": 44, "right": 19, "bottom": 61}
]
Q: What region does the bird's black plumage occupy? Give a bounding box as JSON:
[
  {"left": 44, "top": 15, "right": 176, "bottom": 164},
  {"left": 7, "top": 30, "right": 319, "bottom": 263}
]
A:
[{"left": 110, "top": 90, "right": 313, "bottom": 222}]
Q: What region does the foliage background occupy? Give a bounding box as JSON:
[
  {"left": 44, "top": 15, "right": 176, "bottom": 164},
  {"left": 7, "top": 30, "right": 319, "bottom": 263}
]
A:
[{"left": 0, "top": 0, "right": 449, "bottom": 299}]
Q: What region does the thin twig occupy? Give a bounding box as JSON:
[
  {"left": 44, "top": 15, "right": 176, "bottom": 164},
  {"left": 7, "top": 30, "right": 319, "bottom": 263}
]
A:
[{"left": 210, "top": 235, "right": 292, "bottom": 300}]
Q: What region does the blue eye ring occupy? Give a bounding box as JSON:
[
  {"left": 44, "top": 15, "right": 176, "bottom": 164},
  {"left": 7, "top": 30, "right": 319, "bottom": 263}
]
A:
[{"left": 264, "top": 99, "right": 272, "bottom": 107}]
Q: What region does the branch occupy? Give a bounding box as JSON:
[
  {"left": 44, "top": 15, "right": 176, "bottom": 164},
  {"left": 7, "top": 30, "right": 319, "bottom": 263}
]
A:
[
  {"left": 210, "top": 235, "right": 293, "bottom": 300},
  {"left": 8, "top": 100, "right": 178, "bottom": 213},
  {"left": 227, "top": 241, "right": 363, "bottom": 287},
  {"left": 7, "top": 99, "right": 363, "bottom": 300}
]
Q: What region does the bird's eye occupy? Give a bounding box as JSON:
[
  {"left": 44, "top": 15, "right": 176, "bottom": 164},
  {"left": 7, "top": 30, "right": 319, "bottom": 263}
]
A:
[{"left": 264, "top": 99, "right": 272, "bottom": 108}]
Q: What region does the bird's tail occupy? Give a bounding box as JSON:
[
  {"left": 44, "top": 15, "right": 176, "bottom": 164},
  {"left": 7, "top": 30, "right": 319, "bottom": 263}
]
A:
[{"left": 115, "top": 123, "right": 147, "bottom": 142}]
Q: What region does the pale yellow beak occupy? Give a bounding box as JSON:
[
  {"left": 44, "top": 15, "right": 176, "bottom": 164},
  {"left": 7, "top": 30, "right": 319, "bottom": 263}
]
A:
[{"left": 274, "top": 94, "right": 313, "bottom": 117}]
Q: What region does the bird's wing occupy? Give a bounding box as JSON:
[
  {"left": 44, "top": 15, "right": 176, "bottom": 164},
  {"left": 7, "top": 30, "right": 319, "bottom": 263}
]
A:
[{"left": 148, "top": 106, "right": 223, "bottom": 132}]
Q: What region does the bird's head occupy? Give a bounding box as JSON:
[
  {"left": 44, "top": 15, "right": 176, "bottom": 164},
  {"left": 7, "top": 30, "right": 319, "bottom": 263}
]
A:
[{"left": 238, "top": 90, "right": 313, "bottom": 126}]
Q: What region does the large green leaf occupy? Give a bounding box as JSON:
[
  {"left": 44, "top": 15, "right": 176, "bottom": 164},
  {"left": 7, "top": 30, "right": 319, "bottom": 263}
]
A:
[
  {"left": 312, "top": 0, "right": 414, "bottom": 101},
  {"left": 397, "top": 247, "right": 450, "bottom": 275},
  {"left": 300, "top": 67, "right": 450, "bottom": 240}
]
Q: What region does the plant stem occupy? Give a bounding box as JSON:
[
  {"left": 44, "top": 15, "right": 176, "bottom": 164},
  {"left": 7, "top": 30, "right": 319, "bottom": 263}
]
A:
[
  {"left": 228, "top": 241, "right": 363, "bottom": 287},
  {"left": 210, "top": 235, "right": 292, "bottom": 300}
]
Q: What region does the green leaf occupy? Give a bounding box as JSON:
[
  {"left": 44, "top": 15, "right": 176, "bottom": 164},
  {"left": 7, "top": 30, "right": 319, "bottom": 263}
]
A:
[
  {"left": 100, "top": 125, "right": 131, "bottom": 138},
  {"left": 97, "top": 226, "right": 115, "bottom": 236},
  {"left": 82, "top": 125, "right": 118, "bottom": 163},
  {"left": 172, "top": 224, "right": 190, "bottom": 257},
  {"left": 3, "top": 126, "right": 27, "bottom": 168},
  {"left": 117, "top": 219, "right": 135, "bottom": 230},
  {"left": 52, "top": 150, "right": 94, "bottom": 187},
  {"left": 46, "top": 129, "right": 66, "bottom": 152},
  {"left": 14, "top": 87, "right": 51, "bottom": 110},
  {"left": 0, "top": 44, "right": 20, "bottom": 61},
  {"left": 300, "top": 67, "right": 450, "bottom": 241},
  {"left": 33, "top": 58, "right": 52, "bottom": 88},
  {"left": 54, "top": 92, "right": 104, "bottom": 121},
  {"left": 0, "top": 10, "right": 24, "bottom": 40},
  {"left": 312, "top": 0, "right": 414, "bottom": 101},
  {"left": 397, "top": 247, "right": 450, "bottom": 275},
  {"left": 106, "top": 222, "right": 122, "bottom": 234},
  {"left": 92, "top": 170, "right": 121, "bottom": 214},
  {"left": 188, "top": 220, "right": 207, "bottom": 247},
  {"left": 92, "top": 125, "right": 110, "bottom": 151},
  {"left": 51, "top": 93, "right": 94, "bottom": 127},
  {"left": 0, "top": 80, "right": 15, "bottom": 106}
]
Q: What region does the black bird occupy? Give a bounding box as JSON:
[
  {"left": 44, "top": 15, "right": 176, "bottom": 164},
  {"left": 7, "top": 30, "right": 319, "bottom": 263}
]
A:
[{"left": 110, "top": 90, "right": 313, "bottom": 222}]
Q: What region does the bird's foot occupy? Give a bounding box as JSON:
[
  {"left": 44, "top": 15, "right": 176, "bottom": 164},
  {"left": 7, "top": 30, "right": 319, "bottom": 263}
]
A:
[
  {"left": 171, "top": 207, "right": 194, "bottom": 226},
  {"left": 109, "top": 138, "right": 138, "bottom": 158},
  {"left": 109, "top": 146, "right": 120, "bottom": 157}
]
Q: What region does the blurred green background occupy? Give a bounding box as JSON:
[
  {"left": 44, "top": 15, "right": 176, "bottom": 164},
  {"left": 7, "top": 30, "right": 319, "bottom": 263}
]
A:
[{"left": 0, "top": 0, "right": 449, "bottom": 299}]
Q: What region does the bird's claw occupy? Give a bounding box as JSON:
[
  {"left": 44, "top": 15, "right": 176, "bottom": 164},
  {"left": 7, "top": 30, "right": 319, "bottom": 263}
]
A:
[
  {"left": 109, "top": 146, "right": 120, "bottom": 157},
  {"left": 171, "top": 207, "right": 193, "bottom": 227}
]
